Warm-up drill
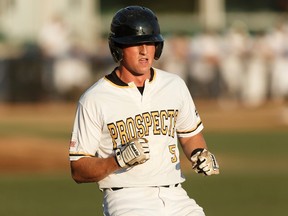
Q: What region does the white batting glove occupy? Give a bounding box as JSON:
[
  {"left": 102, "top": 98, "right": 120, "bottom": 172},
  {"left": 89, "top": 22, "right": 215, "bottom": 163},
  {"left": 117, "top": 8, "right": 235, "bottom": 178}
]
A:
[
  {"left": 191, "top": 148, "right": 219, "bottom": 176},
  {"left": 115, "top": 138, "right": 150, "bottom": 168}
]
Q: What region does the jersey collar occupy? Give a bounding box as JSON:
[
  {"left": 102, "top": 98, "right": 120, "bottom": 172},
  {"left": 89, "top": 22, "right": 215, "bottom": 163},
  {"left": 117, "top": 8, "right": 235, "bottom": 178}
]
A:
[{"left": 105, "top": 67, "right": 155, "bottom": 87}]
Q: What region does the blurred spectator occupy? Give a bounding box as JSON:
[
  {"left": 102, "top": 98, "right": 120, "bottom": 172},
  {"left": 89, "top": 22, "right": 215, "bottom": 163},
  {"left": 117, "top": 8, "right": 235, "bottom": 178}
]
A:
[
  {"left": 37, "top": 15, "right": 92, "bottom": 100},
  {"left": 37, "top": 15, "right": 70, "bottom": 98},
  {"left": 266, "top": 21, "right": 288, "bottom": 103},
  {"left": 160, "top": 34, "right": 190, "bottom": 82},
  {"left": 219, "top": 22, "right": 250, "bottom": 103},
  {"left": 38, "top": 15, "right": 71, "bottom": 58},
  {"left": 242, "top": 32, "right": 269, "bottom": 107},
  {"left": 52, "top": 55, "right": 92, "bottom": 100},
  {"left": 187, "top": 30, "right": 223, "bottom": 98}
]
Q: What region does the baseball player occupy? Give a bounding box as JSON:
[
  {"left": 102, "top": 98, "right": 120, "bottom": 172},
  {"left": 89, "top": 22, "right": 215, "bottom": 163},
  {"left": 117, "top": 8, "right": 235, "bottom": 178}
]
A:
[{"left": 69, "top": 6, "right": 219, "bottom": 216}]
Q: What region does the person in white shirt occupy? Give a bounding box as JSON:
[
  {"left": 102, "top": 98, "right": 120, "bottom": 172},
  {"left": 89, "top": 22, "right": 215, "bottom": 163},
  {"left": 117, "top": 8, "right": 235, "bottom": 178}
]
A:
[{"left": 69, "top": 6, "right": 219, "bottom": 216}]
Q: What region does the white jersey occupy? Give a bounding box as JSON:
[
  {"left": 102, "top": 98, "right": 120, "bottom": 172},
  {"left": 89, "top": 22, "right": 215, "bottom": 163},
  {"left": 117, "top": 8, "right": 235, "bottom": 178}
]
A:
[{"left": 69, "top": 68, "right": 203, "bottom": 189}]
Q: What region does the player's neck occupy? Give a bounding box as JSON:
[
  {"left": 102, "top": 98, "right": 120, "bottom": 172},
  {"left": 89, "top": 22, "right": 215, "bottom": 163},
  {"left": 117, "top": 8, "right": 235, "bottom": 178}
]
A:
[{"left": 116, "top": 67, "right": 151, "bottom": 87}]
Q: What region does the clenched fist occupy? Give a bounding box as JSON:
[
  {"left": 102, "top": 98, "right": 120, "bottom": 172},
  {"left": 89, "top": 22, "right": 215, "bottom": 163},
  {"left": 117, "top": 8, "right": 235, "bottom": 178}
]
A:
[
  {"left": 115, "top": 138, "right": 150, "bottom": 168},
  {"left": 191, "top": 148, "right": 219, "bottom": 176}
]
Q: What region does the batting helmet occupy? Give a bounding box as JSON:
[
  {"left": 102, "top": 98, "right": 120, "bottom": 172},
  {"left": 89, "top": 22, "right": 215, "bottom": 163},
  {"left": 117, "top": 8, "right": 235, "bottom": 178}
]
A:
[{"left": 108, "top": 6, "right": 164, "bottom": 62}]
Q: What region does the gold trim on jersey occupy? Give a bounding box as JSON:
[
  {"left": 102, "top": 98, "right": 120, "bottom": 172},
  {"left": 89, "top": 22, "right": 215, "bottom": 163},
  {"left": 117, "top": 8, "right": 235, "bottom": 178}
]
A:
[
  {"left": 104, "top": 67, "right": 156, "bottom": 88},
  {"left": 176, "top": 121, "right": 203, "bottom": 134},
  {"left": 69, "top": 152, "right": 95, "bottom": 157}
]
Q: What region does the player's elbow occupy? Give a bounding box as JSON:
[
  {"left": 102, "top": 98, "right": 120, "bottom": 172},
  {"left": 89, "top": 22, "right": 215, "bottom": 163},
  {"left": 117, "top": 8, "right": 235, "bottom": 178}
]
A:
[
  {"left": 70, "top": 169, "right": 96, "bottom": 184},
  {"left": 70, "top": 161, "right": 82, "bottom": 183},
  {"left": 72, "top": 175, "right": 86, "bottom": 184},
  {"left": 70, "top": 160, "right": 101, "bottom": 183},
  {"left": 70, "top": 167, "right": 84, "bottom": 184}
]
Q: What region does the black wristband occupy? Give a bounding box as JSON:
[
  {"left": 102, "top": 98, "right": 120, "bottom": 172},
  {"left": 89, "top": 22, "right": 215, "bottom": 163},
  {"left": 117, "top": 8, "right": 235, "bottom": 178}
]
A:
[{"left": 190, "top": 148, "right": 204, "bottom": 158}]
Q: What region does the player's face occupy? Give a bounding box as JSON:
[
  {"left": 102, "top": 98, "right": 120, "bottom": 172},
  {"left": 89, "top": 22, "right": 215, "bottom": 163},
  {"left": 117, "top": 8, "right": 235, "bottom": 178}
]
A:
[{"left": 121, "top": 42, "right": 155, "bottom": 76}]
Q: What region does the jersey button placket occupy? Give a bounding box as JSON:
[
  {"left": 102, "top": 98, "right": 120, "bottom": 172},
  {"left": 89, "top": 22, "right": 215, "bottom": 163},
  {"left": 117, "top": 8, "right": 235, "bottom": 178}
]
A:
[{"left": 141, "top": 80, "right": 151, "bottom": 109}]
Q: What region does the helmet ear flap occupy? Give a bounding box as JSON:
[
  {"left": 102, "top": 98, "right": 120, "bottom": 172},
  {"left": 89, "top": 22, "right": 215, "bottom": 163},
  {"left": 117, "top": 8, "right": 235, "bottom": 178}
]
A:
[
  {"left": 154, "top": 42, "right": 164, "bottom": 60},
  {"left": 109, "top": 40, "right": 123, "bottom": 63}
]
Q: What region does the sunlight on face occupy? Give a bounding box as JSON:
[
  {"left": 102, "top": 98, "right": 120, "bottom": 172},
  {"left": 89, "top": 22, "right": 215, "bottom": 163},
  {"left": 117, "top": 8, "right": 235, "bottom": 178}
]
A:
[{"left": 121, "top": 43, "right": 156, "bottom": 76}]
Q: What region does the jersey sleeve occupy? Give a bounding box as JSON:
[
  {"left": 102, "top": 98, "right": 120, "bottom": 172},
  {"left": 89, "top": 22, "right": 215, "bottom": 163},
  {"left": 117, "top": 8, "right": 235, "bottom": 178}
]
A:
[
  {"left": 69, "top": 101, "right": 102, "bottom": 161},
  {"left": 176, "top": 79, "right": 204, "bottom": 137}
]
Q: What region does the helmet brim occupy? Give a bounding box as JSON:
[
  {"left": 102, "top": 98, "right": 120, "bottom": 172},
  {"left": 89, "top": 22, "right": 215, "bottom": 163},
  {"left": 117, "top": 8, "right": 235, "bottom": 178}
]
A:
[{"left": 112, "top": 34, "right": 164, "bottom": 45}]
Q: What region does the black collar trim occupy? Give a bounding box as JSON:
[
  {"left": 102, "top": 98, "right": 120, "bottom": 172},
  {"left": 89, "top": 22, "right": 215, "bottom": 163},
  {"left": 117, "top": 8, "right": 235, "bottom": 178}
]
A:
[{"left": 105, "top": 67, "right": 155, "bottom": 87}]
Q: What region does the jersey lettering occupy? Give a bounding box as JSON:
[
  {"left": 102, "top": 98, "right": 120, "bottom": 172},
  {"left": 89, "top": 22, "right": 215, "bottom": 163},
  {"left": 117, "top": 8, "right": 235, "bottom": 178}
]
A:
[
  {"left": 107, "top": 123, "right": 118, "bottom": 149},
  {"left": 151, "top": 111, "right": 160, "bottom": 135},
  {"left": 168, "top": 109, "right": 177, "bottom": 137},
  {"left": 107, "top": 109, "right": 178, "bottom": 147},
  {"left": 160, "top": 110, "right": 168, "bottom": 135},
  {"left": 168, "top": 144, "right": 178, "bottom": 163},
  {"left": 126, "top": 117, "right": 137, "bottom": 140},
  {"left": 135, "top": 114, "right": 145, "bottom": 138},
  {"left": 116, "top": 120, "right": 129, "bottom": 144},
  {"left": 142, "top": 112, "right": 152, "bottom": 136}
]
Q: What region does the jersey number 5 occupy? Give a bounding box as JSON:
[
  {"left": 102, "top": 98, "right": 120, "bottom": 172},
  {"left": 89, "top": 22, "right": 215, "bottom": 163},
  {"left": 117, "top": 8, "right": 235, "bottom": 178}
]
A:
[{"left": 168, "top": 144, "right": 178, "bottom": 163}]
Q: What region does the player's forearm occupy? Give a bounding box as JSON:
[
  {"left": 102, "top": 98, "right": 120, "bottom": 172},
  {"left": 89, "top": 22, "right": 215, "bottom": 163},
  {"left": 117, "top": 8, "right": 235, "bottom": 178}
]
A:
[
  {"left": 70, "top": 156, "right": 120, "bottom": 183},
  {"left": 179, "top": 132, "right": 208, "bottom": 160}
]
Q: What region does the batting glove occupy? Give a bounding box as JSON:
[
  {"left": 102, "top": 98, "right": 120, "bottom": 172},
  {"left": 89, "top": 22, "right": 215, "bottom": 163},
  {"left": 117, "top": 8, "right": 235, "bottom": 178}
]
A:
[
  {"left": 191, "top": 148, "right": 219, "bottom": 176},
  {"left": 115, "top": 138, "right": 150, "bottom": 168}
]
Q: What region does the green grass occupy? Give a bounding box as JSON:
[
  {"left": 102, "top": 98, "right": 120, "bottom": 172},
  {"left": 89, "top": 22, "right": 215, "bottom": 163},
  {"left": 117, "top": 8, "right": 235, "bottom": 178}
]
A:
[
  {"left": 183, "top": 173, "right": 288, "bottom": 216},
  {"left": 204, "top": 131, "right": 288, "bottom": 153},
  {"left": 0, "top": 122, "right": 70, "bottom": 139},
  {"left": 0, "top": 173, "right": 102, "bottom": 216},
  {"left": 1, "top": 172, "right": 287, "bottom": 216},
  {"left": 1, "top": 131, "right": 288, "bottom": 216}
]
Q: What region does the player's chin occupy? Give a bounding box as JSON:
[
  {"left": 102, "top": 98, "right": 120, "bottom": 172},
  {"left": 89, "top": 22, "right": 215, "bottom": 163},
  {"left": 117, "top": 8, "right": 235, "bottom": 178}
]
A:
[
  {"left": 139, "top": 61, "right": 153, "bottom": 70},
  {"left": 138, "top": 63, "right": 149, "bottom": 70},
  {"left": 133, "top": 66, "right": 150, "bottom": 74},
  {"left": 136, "top": 67, "right": 151, "bottom": 76}
]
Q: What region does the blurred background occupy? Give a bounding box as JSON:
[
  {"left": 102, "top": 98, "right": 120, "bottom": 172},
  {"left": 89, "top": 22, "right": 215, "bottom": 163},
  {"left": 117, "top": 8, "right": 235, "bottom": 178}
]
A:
[
  {"left": 0, "top": 0, "right": 288, "bottom": 216},
  {"left": 1, "top": 0, "right": 288, "bottom": 105}
]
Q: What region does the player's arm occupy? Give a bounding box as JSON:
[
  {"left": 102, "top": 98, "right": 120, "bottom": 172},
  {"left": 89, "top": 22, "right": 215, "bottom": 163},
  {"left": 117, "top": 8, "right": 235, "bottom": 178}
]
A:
[
  {"left": 70, "top": 156, "right": 120, "bottom": 183},
  {"left": 179, "top": 132, "right": 219, "bottom": 175},
  {"left": 70, "top": 138, "right": 150, "bottom": 183},
  {"left": 178, "top": 132, "right": 207, "bottom": 159}
]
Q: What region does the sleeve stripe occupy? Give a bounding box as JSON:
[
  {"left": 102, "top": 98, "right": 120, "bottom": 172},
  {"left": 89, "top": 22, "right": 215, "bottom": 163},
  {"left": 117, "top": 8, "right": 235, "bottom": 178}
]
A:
[
  {"left": 69, "top": 153, "right": 95, "bottom": 157},
  {"left": 176, "top": 121, "right": 203, "bottom": 134}
]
